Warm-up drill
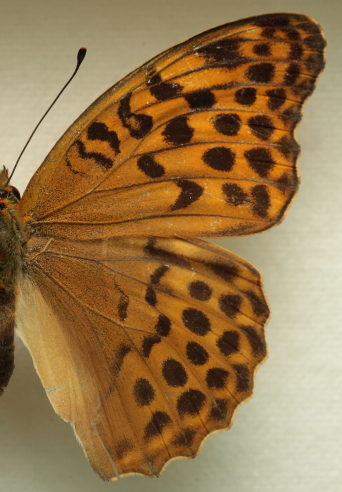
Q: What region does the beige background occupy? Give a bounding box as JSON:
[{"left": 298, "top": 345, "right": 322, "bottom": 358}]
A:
[{"left": 0, "top": 0, "right": 340, "bottom": 490}]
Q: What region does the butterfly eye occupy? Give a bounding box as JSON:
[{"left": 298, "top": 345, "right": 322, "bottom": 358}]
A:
[
  {"left": 11, "top": 187, "right": 21, "bottom": 200},
  {"left": 0, "top": 189, "right": 7, "bottom": 198}
]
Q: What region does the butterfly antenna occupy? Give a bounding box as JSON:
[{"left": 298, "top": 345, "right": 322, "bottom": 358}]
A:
[{"left": 7, "top": 47, "right": 87, "bottom": 184}]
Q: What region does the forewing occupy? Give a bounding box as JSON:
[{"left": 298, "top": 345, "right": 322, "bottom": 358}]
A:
[
  {"left": 16, "top": 236, "right": 269, "bottom": 479},
  {"left": 19, "top": 13, "right": 325, "bottom": 240}
]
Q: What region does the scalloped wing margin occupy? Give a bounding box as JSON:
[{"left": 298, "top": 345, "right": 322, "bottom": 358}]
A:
[{"left": 16, "top": 236, "right": 269, "bottom": 479}]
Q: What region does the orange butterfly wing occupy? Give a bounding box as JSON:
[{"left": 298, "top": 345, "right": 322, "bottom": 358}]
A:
[
  {"left": 14, "top": 13, "right": 325, "bottom": 480},
  {"left": 20, "top": 13, "right": 325, "bottom": 240},
  {"left": 17, "top": 236, "right": 268, "bottom": 479}
]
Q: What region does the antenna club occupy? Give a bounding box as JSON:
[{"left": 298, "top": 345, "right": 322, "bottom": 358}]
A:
[{"left": 77, "top": 48, "right": 87, "bottom": 67}]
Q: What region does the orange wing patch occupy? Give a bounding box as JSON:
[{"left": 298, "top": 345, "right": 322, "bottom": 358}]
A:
[{"left": 20, "top": 13, "right": 325, "bottom": 240}]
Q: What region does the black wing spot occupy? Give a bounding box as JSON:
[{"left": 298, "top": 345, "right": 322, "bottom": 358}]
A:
[
  {"left": 137, "top": 154, "right": 165, "bottom": 178},
  {"left": 144, "top": 411, "right": 172, "bottom": 439},
  {"left": 112, "top": 343, "right": 132, "bottom": 376},
  {"left": 188, "top": 280, "right": 212, "bottom": 301},
  {"left": 234, "top": 87, "right": 257, "bottom": 106},
  {"left": 155, "top": 314, "right": 171, "bottom": 337},
  {"left": 248, "top": 115, "right": 275, "bottom": 141},
  {"left": 213, "top": 113, "right": 241, "bottom": 136},
  {"left": 203, "top": 146, "right": 235, "bottom": 172},
  {"left": 172, "top": 427, "right": 196, "bottom": 447},
  {"left": 266, "top": 88, "right": 286, "bottom": 111},
  {"left": 276, "top": 135, "right": 299, "bottom": 161},
  {"left": 240, "top": 325, "right": 267, "bottom": 357},
  {"left": 197, "top": 38, "right": 246, "bottom": 69},
  {"left": 246, "top": 63, "right": 275, "bottom": 83},
  {"left": 145, "top": 286, "right": 157, "bottom": 306},
  {"left": 186, "top": 341, "right": 209, "bottom": 366},
  {"left": 284, "top": 62, "right": 300, "bottom": 86},
  {"left": 162, "top": 115, "right": 194, "bottom": 145},
  {"left": 144, "top": 238, "right": 190, "bottom": 268},
  {"left": 185, "top": 89, "right": 216, "bottom": 110},
  {"left": 115, "top": 439, "right": 134, "bottom": 459},
  {"left": 286, "top": 29, "right": 301, "bottom": 41},
  {"left": 244, "top": 290, "right": 269, "bottom": 318},
  {"left": 219, "top": 294, "right": 242, "bottom": 319},
  {"left": 222, "top": 183, "right": 248, "bottom": 206},
  {"left": 177, "top": 389, "right": 206, "bottom": 417},
  {"left": 118, "top": 92, "right": 153, "bottom": 139},
  {"left": 262, "top": 28, "right": 276, "bottom": 39},
  {"left": 68, "top": 140, "right": 113, "bottom": 171},
  {"left": 289, "top": 42, "right": 303, "bottom": 60},
  {"left": 182, "top": 308, "right": 211, "bottom": 336},
  {"left": 253, "top": 42, "right": 271, "bottom": 57},
  {"left": 255, "top": 14, "right": 290, "bottom": 27},
  {"left": 208, "top": 398, "right": 229, "bottom": 421},
  {"left": 233, "top": 364, "right": 250, "bottom": 393},
  {"left": 141, "top": 335, "right": 161, "bottom": 357},
  {"left": 133, "top": 378, "right": 155, "bottom": 407},
  {"left": 162, "top": 358, "right": 188, "bottom": 387},
  {"left": 245, "top": 147, "right": 275, "bottom": 177},
  {"left": 217, "top": 330, "right": 240, "bottom": 357},
  {"left": 150, "top": 81, "right": 183, "bottom": 101},
  {"left": 206, "top": 367, "right": 229, "bottom": 389},
  {"left": 87, "top": 121, "right": 120, "bottom": 154},
  {"left": 150, "top": 265, "right": 169, "bottom": 284},
  {"left": 251, "top": 184, "right": 271, "bottom": 218},
  {"left": 170, "top": 179, "right": 203, "bottom": 211},
  {"left": 208, "top": 262, "right": 239, "bottom": 282},
  {"left": 118, "top": 294, "right": 129, "bottom": 321}
]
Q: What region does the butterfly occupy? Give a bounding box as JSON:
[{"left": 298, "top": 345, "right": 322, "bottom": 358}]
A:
[{"left": 0, "top": 13, "right": 325, "bottom": 480}]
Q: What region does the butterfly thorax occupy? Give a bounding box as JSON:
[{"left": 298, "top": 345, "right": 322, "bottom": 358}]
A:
[{"left": 0, "top": 167, "right": 24, "bottom": 395}]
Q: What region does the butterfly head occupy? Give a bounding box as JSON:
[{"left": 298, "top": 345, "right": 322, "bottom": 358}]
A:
[
  {"left": 0, "top": 166, "right": 24, "bottom": 250},
  {"left": 0, "top": 167, "right": 21, "bottom": 209}
]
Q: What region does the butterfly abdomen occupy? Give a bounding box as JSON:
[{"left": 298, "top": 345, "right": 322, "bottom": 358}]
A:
[
  {"left": 0, "top": 293, "right": 15, "bottom": 395},
  {"left": 0, "top": 167, "right": 24, "bottom": 394}
]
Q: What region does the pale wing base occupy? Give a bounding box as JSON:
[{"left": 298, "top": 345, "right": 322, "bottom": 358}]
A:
[{"left": 16, "top": 273, "right": 118, "bottom": 480}]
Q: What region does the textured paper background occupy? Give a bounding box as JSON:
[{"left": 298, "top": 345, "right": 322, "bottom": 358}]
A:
[{"left": 0, "top": 0, "right": 340, "bottom": 490}]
